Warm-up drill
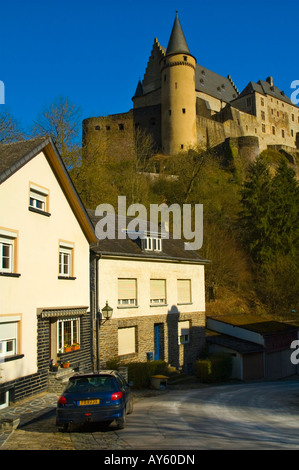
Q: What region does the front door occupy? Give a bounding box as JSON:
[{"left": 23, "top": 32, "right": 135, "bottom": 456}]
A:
[{"left": 154, "top": 323, "right": 164, "bottom": 360}]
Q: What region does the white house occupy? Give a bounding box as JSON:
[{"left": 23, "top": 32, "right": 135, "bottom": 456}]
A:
[
  {"left": 0, "top": 137, "right": 97, "bottom": 408},
  {"left": 88, "top": 211, "right": 209, "bottom": 373}
]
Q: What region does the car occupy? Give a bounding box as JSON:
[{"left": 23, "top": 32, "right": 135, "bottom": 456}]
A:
[{"left": 56, "top": 370, "right": 133, "bottom": 431}]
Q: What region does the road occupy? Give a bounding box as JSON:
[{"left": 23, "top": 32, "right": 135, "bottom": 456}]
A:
[{"left": 2, "top": 379, "right": 299, "bottom": 450}]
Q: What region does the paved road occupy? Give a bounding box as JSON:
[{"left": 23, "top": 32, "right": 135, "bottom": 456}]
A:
[
  {"left": 119, "top": 380, "right": 299, "bottom": 450},
  {"left": 2, "top": 380, "right": 299, "bottom": 450}
]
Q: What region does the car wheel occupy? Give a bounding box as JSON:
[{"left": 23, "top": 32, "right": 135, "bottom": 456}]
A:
[
  {"left": 126, "top": 398, "right": 134, "bottom": 415},
  {"left": 115, "top": 412, "right": 126, "bottom": 429}
]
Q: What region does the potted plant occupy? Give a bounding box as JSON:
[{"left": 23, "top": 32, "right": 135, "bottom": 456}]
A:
[
  {"left": 71, "top": 343, "right": 80, "bottom": 351},
  {"left": 61, "top": 361, "right": 70, "bottom": 368},
  {"left": 64, "top": 345, "right": 72, "bottom": 353}
]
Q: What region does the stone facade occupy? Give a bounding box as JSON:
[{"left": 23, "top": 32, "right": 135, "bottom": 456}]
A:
[{"left": 82, "top": 15, "right": 299, "bottom": 162}]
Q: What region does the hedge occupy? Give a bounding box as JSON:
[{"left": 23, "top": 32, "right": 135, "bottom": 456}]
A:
[{"left": 194, "top": 353, "right": 232, "bottom": 383}]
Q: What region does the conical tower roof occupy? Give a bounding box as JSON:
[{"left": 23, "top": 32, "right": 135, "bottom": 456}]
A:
[{"left": 166, "top": 13, "right": 190, "bottom": 55}]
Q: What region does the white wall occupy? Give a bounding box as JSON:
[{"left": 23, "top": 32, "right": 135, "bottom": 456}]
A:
[
  {"left": 97, "top": 256, "right": 205, "bottom": 318},
  {"left": 0, "top": 151, "right": 90, "bottom": 382}
]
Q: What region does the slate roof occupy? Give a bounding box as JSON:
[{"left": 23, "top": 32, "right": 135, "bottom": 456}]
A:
[
  {"left": 233, "top": 79, "right": 297, "bottom": 107},
  {"left": 207, "top": 314, "right": 299, "bottom": 335},
  {"left": 0, "top": 136, "right": 49, "bottom": 183},
  {"left": 166, "top": 13, "right": 190, "bottom": 56},
  {"left": 206, "top": 332, "right": 265, "bottom": 354},
  {"left": 88, "top": 209, "right": 209, "bottom": 264},
  {"left": 195, "top": 65, "right": 239, "bottom": 103}
]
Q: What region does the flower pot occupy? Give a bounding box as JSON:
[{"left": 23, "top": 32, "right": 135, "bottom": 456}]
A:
[
  {"left": 62, "top": 362, "right": 70, "bottom": 368},
  {"left": 71, "top": 344, "right": 80, "bottom": 351},
  {"left": 64, "top": 347, "right": 71, "bottom": 353}
]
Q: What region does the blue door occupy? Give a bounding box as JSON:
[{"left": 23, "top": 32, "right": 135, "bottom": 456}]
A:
[{"left": 154, "top": 324, "right": 163, "bottom": 360}]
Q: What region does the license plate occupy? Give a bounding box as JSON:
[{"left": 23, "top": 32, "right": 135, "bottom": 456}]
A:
[{"left": 78, "top": 399, "right": 100, "bottom": 405}]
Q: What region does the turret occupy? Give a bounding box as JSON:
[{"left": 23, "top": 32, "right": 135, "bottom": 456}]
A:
[{"left": 160, "top": 14, "right": 197, "bottom": 155}]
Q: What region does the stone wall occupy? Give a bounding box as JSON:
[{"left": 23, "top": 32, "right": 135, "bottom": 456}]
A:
[{"left": 97, "top": 311, "right": 205, "bottom": 372}]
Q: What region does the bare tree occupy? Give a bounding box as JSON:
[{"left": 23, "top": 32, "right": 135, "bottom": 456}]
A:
[
  {"left": 0, "top": 109, "right": 26, "bottom": 143},
  {"left": 32, "top": 96, "right": 81, "bottom": 162}
]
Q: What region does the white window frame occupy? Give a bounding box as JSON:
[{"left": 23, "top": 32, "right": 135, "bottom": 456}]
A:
[
  {"left": 0, "top": 316, "right": 20, "bottom": 358},
  {"left": 59, "top": 242, "right": 74, "bottom": 277},
  {"left": 118, "top": 278, "right": 137, "bottom": 307},
  {"left": 0, "top": 230, "right": 17, "bottom": 273},
  {"left": 29, "top": 184, "right": 49, "bottom": 212},
  {"left": 178, "top": 320, "right": 190, "bottom": 344},
  {"left": 144, "top": 236, "right": 162, "bottom": 252},
  {"left": 57, "top": 317, "right": 80, "bottom": 353},
  {"left": 0, "top": 391, "right": 9, "bottom": 410},
  {"left": 150, "top": 279, "right": 167, "bottom": 305}
]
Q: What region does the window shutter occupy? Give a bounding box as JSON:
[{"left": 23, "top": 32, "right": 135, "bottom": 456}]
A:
[
  {"left": 177, "top": 279, "right": 191, "bottom": 303},
  {"left": 118, "top": 327, "right": 136, "bottom": 355},
  {"left": 118, "top": 279, "right": 137, "bottom": 300},
  {"left": 150, "top": 279, "right": 166, "bottom": 300}
]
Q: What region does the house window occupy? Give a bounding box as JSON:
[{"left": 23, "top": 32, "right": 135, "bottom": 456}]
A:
[
  {"left": 29, "top": 184, "right": 49, "bottom": 214},
  {"left": 0, "top": 316, "right": 20, "bottom": 358},
  {"left": 57, "top": 318, "right": 80, "bottom": 353},
  {"left": 0, "top": 391, "right": 9, "bottom": 410},
  {"left": 0, "top": 230, "right": 18, "bottom": 274},
  {"left": 178, "top": 320, "right": 190, "bottom": 344},
  {"left": 118, "top": 327, "right": 136, "bottom": 356},
  {"left": 118, "top": 278, "right": 137, "bottom": 306},
  {"left": 58, "top": 242, "right": 74, "bottom": 278},
  {"left": 144, "top": 237, "right": 162, "bottom": 252},
  {"left": 150, "top": 279, "right": 166, "bottom": 305},
  {"left": 177, "top": 279, "right": 192, "bottom": 304}
]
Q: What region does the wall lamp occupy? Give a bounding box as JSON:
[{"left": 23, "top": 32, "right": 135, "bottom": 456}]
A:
[{"left": 101, "top": 301, "right": 113, "bottom": 322}]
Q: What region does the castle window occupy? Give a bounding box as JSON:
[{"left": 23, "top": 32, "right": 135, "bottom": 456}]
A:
[
  {"left": 272, "top": 126, "right": 276, "bottom": 135},
  {"left": 95, "top": 125, "right": 101, "bottom": 130},
  {"left": 292, "top": 114, "right": 295, "bottom": 122},
  {"left": 277, "top": 111, "right": 279, "bottom": 117},
  {"left": 118, "top": 124, "right": 124, "bottom": 131},
  {"left": 181, "top": 144, "right": 184, "bottom": 149},
  {"left": 271, "top": 109, "right": 274, "bottom": 115},
  {"left": 175, "top": 82, "right": 178, "bottom": 89},
  {"left": 169, "top": 110, "right": 171, "bottom": 116},
  {"left": 282, "top": 129, "right": 285, "bottom": 138},
  {"left": 291, "top": 129, "right": 294, "bottom": 137},
  {"left": 182, "top": 108, "right": 186, "bottom": 114},
  {"left": 261, "top": 111, "right": 265, "bottom": 120},
  {"left": 262, "top": 124, "right": 266, "bottom": 133},
  {"left": 106, "top": 125, "right": 110, "bottom": 131},
  {"left": 261, "top": 98, "right": 264, "bottom": 106},
  {"left": 183, "top": 56, "right": 188, "bottom": 62}
]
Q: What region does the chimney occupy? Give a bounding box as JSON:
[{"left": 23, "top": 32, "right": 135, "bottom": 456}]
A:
[{"left": 266, "top": 76, "right": 273, "bottom": 86}]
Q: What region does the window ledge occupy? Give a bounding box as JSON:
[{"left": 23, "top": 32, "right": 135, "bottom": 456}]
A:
[
  {"left": 117, "top": 305, "right": 139, "bottom": 309},
  {"left": 0, "top": 272, "right": 21, "bottom": 277},
  {"left": 58, "top": 276, "right": 76, "bottom": 280},
  {"left": 28, "top": 206, "right": 51, "bottom": 217},
  {"left": 150, "top": 304, "right": 168, "bottom": 307},
  {"left": 177, "top": 302, "right": 193, "bottom": 306},
  {"left": 2, "top": 354, "right": 24, "bottom": 362}
]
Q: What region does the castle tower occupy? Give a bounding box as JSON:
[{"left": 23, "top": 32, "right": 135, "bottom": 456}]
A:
[{"left": 160, "top": 14, "right": 197, "bottom": 155}]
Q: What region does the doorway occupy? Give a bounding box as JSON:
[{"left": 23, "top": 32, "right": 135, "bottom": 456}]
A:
[{"left": 154, "top": 323, "right": 164, "bottom": 361}]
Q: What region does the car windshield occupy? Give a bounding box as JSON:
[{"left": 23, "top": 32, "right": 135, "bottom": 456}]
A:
[{"left": 65, "top": 376, "right": 117, "bottom": 393}]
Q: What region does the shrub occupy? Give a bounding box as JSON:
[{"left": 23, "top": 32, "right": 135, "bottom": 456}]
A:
[{"left": 195, "top": 353, "right": 232, "bottom": 383}]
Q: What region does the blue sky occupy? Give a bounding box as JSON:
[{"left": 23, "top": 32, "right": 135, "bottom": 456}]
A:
[{"left": 1, "top": 0, "right": 299, "bottom": 140}]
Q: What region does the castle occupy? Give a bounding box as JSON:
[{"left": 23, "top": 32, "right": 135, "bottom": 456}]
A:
[{"left": 83, "top": 13, "right": 299, "bottom": 163}]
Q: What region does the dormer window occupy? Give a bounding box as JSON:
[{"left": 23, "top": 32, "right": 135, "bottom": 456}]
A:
[
  {"left": 29, "top": 184, "right": 50, "bottom": 216},
  {"left": 143, "top": 236, "right": 162, "bottom": 252}
]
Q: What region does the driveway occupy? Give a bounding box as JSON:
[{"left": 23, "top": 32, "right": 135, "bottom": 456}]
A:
[{"left": 2, "top": 379, "right": 299, "bottom": 450}]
